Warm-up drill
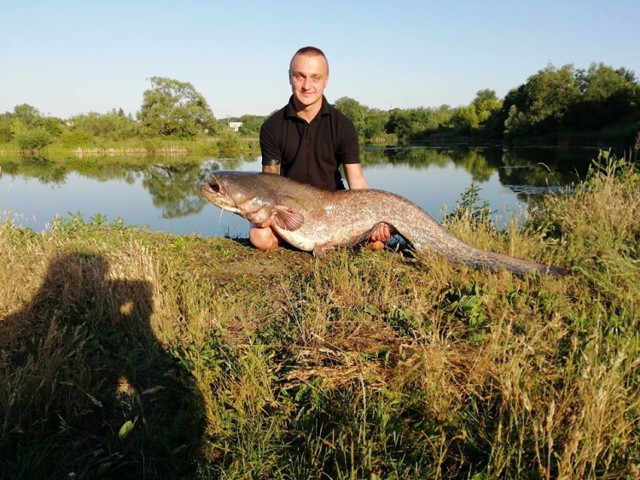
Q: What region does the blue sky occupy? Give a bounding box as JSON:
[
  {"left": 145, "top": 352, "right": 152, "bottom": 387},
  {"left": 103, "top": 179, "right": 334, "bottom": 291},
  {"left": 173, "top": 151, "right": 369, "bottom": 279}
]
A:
[{"left": 1, "top": 0, "right": 638, "bottom": 119}]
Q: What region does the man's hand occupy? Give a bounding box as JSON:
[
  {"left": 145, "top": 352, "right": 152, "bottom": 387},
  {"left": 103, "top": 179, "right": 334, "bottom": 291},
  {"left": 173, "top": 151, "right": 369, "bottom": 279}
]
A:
[
  {"left": 343, "top": 165, "right": 392, "bottom": 249},
  {"left": 368, "top": 223, "right": 392, "bottom": 250},
  {"left": 370, "top": 223, "right": 392, "bottom": 243}
]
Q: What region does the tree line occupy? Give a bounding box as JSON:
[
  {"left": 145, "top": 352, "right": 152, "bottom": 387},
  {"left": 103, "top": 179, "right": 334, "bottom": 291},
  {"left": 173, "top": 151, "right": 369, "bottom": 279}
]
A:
[
  {"left": 1, "top": 62, "right": 638, "bottom": 153},
  {"left": 338, "top": 62, "right": 639, "bottom": 147}
]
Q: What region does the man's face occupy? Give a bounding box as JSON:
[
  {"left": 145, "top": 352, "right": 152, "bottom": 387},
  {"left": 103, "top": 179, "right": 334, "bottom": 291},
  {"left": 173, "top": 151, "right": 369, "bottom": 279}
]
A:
[{"left": 289, "top": 54, "right": 329, "bottom": 110}]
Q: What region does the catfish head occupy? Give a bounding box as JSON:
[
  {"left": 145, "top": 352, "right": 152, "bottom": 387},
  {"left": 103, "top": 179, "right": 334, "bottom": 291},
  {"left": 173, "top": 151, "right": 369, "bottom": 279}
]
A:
[{"left": 201, "top": 171, "right": 305, "bottom": 230}]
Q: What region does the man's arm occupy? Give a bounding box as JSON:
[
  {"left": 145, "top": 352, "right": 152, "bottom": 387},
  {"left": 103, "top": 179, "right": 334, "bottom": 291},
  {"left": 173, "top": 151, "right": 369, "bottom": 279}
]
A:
[
  {"left": 259, "top": 116, "right": 283, "bottom": 175},
  {"left": 262, "top": 164, "right": 281, "bottom": 175},
  {"left": 343, "top": 163, "right": 369, "bottom": 189}
]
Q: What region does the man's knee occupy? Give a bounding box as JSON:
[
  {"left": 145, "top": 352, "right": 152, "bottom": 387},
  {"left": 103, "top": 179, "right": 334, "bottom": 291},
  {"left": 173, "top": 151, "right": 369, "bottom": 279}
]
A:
[
  {"left": 367, "top": 240, "right": 386, "bottom": 251},
  {"left": 249, "top": 226, "right": 280, "bottom": 251}
]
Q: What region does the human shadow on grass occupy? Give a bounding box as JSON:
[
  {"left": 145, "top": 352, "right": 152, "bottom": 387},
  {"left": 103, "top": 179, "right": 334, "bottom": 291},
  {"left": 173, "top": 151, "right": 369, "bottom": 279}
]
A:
[{"left": 0, "top": 252, "right": 204, "bottom": 479}]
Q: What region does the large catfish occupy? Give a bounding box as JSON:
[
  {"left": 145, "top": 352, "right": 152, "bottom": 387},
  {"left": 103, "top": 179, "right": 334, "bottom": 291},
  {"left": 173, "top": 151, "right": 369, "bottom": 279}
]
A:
[{"left": 201, "top": 172, "right": 568, "bottom": 276}]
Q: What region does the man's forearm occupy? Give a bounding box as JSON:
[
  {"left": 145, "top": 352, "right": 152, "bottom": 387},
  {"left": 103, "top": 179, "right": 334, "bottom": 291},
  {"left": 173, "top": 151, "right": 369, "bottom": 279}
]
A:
[
  {"left": 262, "top": 164, "right": 281, "bottom": 175},
  {"left": 343, "top": 163, "right": 369, "bottom": 189}
]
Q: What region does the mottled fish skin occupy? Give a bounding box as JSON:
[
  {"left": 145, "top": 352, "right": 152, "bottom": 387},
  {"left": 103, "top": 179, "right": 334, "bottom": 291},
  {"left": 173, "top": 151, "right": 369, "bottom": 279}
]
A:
[{"left": 201, "top": 172, "right": 569, "bottom": 276}]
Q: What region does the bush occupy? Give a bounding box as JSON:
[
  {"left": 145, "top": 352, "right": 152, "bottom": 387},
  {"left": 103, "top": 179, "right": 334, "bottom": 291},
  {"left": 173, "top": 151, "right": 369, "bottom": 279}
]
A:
[
  {"left": 216, "top": 131, "right": 241, "bottom": 158},
  {"left": 0, "top": 115, "right": 12, "bottom": 143},
  {"left": 59, "top": 129, "right": 95, "bottom": 148},
  {"left": 16, "top": 127, "right": 53, "bottom": 151}
]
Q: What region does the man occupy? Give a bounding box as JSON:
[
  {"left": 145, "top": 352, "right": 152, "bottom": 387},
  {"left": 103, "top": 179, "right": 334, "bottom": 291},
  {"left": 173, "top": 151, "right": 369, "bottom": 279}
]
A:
[{"left": 251, "top": 46, "right": 391, "bottom": 250}]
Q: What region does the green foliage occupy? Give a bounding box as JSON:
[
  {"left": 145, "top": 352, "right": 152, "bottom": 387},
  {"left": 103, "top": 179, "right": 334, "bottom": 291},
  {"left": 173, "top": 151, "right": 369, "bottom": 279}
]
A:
[
  {"left": 216, "top": 130, "right": 242, "bottom": 158},
  {"left": 450, "top": 105, "right": 480, "bottom": 134},
  {"left": 0, "top": 104, "right": 64, "bottom": 150},
  {"left": 9, "top": 118, "right": 27, "bottom": 138},
  {"left": 1, "top": 60, "right": 637, "bottom": 152},
  {"left": 579, "top": 63, "right": 637, "bottom": 101},
  {"left": 564, "top": 63, "right": 640, "bottom": 130},
  {"left": 362, "top": 108, "right": 389, "bottom": 141},
  {"left": 238, "top": 114, "right": 265, "bottom": 136},
  {"left": 472, "top": 89, "right": 502, "bottom": 124},
  {"left": 51, "top": 212, "right": 125, "bottom": 233},
  {"left": 58, "top": 128, "right": 94, "bottom": 148},
  {"left": 335, "top": 96, "right": 367, "bottom": 136},
  {"left": 138, "top": 76, "right": 217, "bottom": 138},
  {"left": 496, "top": 62, "right": 639, "bottom": 143},
  {"left": 70, "top": 110, "right": 138, "bottom": 141},
  {"left": 335, "top": 97, "right": 392, "bottom": 142},
  {"left": 504, "top": 64, "right": 581, "bottom": 137},
  {"left": 386, "top": 107, "right": 446, "bottom": 143},
  {"left": 0, "top": 114, "right": 12, "bottom": 143},
  {"left": 15, "top": 127, "right": 53, "bottom": 151},
  {"left": 443, "top": 282, "right": 490, "bottom": 334},
  {"left": 12, "top": 103, "right": 41, "bottom": 125},
  {"left": 394, "top": 62, "right": 638, "bottom": 146},
  {"left": 446, "top": 182, "right": 493, "bottom": 225}
]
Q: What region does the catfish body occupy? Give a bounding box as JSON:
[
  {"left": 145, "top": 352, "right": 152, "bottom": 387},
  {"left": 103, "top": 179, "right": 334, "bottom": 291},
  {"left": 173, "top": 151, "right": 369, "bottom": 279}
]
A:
[{"left": 201, "top": 172, "right": 568, "bottom": 276}]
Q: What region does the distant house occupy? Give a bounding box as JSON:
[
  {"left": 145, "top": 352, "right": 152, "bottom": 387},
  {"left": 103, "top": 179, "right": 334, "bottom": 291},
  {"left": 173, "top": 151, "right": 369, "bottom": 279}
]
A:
[{"left": 228, "top": 120, "right": 243, "bottom": 132}]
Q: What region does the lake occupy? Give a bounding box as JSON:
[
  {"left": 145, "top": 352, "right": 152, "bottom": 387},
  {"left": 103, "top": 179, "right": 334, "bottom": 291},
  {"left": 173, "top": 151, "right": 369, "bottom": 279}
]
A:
[{"left": 0, "top": 146, "right": 598, "bottom": 237}]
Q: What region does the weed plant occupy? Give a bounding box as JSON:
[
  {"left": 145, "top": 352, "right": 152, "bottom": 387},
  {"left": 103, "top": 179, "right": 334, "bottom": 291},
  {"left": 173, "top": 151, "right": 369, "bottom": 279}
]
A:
[{"left": 0, "top": 154, "right": 638, "bottom": 479}]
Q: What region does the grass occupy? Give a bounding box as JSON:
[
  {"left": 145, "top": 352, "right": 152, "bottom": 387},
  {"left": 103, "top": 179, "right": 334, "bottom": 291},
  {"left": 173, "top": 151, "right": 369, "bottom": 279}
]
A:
[{"left": 1, "top": 154, "right": 639, "bottom": 479}]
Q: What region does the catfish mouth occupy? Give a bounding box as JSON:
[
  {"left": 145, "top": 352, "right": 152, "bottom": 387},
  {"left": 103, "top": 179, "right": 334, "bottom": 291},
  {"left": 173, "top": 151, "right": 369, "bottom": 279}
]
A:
[
  {"left": 201, "top": 176, "right": 227, "bottom": 197},
  {"left": 201, "top": 176, "right": 236, "bottom": 210}
]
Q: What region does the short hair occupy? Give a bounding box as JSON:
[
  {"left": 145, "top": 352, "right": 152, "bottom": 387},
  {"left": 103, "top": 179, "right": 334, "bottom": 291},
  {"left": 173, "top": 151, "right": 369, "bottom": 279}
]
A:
[{"left": 289, "top": 46, "right": 329, "bottom": 74}]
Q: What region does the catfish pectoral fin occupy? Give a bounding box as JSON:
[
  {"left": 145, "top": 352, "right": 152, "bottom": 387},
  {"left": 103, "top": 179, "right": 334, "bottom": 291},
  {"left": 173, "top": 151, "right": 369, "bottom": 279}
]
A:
[{"left": 273, "top": 206, "right": 305, "bottom": 231}]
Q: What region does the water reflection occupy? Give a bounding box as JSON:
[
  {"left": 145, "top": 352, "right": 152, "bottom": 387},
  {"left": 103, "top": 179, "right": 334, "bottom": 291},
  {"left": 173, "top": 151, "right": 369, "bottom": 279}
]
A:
[
  {"left": 363, "top": 146, "right": 593, "bottom": 186},
  {"left": 0, "top": 147, "right": 598, "bottom": 236},
  {"left": 142, "top": 163, "right": 216, "bottom": 218}
]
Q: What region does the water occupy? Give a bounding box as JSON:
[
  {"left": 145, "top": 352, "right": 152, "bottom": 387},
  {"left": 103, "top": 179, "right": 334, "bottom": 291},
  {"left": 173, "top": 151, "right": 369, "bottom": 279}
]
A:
[{"left": 0, "top": 147, "right": 597, "bottom": 237}]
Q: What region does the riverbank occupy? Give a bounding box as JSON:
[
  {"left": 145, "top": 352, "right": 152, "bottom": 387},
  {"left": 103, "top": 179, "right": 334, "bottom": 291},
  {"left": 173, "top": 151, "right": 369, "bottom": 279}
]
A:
[
  {"left": 1, "top": 157, "right": 638, "bottom": 478},
  {"left": 2, "top": 126, "right": 637, "bottom": 161},
  {"left": 0, "top": 135, "right": 261, "bottom": 159}
]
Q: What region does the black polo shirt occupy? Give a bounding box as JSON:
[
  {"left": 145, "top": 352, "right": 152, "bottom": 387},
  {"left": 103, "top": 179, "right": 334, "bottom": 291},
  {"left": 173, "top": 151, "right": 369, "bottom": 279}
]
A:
[{"left": 260, "top": 96, "right": 360, "bottom": 190}]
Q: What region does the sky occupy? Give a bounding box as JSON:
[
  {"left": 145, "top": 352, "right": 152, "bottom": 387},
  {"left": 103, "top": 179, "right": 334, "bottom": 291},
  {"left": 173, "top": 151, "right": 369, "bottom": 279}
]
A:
[{"left": 1, "top": 0, "right": 639, "bottom": 120}]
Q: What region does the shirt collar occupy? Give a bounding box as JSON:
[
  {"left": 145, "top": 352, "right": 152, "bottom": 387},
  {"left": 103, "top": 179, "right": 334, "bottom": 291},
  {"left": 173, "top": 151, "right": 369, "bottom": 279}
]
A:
[{"left": 285, "top": 95, "right": 330, "bottom": 119}]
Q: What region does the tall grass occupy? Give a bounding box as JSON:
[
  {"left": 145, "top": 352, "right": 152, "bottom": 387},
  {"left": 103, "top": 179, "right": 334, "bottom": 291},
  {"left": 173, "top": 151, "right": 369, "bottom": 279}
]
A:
[{"left": 1, "top": 154, "right": 638, "bottom": 478}]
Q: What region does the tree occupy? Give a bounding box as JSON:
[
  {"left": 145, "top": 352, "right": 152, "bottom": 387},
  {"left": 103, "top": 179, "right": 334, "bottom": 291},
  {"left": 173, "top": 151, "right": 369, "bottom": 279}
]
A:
[
  {"left": 565, "top": 63, "right": 640, "bottom": 128},
  {"left": 216, "top": 130, "right": 241, "bottom": 158},
  {"left": 2, "top": 104, "right": 64, "bottom": 147},
  {"left": 386, "top": 108, "right": 438, "bottom": 143},
  {"left": 238, "top": 115, "right": 265, "bottom": 136},
  {"left": 503, "top": 104, "right": 528, "bottom": 137},
  {"left": 450, "top": 105, "right": 479, "bottom": 133},
  {"left": 71, "top": 110, "right": 138, "bottom": 141},
  {"left": 531, "top": 65, "right": 580, "bottom": 122},
  {"left": 0, "top": 113, "right": 12, "bottom": 143},
  {"left": 472, "top": 89, "right": 502, "bottom": 124},
  {"left": 138, "top": 77, "right": 217, "bottom": 138},
  {"left": 578, "top": 63, "right": 636, "bottom": 101},
  {"left": 13, "top": 104, "right": 41, "bottom": 125},
  {"left": 16, "top": 127, "right": 53, "bottom": 151},
  {"left": 502, "top": 64, "right": 581, "bottom": 137},
  {"left": 362, "top": 108, "right": 389, "bottom": 142},
  {"left": 335, "top": 97, "right": 367, "bottom": 137}
]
